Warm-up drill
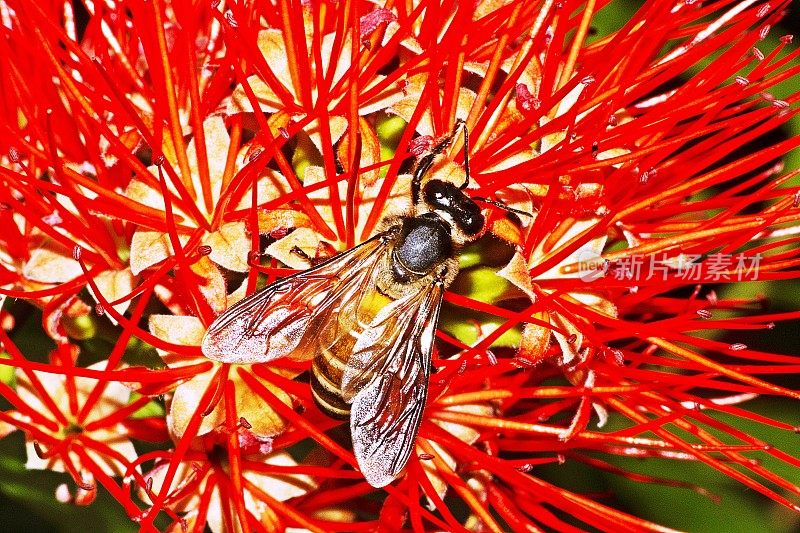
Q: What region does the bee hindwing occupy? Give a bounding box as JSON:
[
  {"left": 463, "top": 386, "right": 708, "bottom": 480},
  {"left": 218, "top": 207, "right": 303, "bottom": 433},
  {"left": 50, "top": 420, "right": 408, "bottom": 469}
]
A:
[{"left": 344, "top": 283, "right": 443, "bottom": 487}]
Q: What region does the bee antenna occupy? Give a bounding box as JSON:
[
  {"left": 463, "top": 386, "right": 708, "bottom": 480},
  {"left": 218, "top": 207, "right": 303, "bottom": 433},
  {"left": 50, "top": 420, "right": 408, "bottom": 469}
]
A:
[{"left": 473, "top": 196, "right": 535, "bottom": 218}]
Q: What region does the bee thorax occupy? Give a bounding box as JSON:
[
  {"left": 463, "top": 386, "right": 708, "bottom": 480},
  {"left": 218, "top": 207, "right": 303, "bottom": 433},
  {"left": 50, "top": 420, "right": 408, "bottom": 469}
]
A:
[{"left": 391, "top": 214, "right": 452, "bottom": 280}]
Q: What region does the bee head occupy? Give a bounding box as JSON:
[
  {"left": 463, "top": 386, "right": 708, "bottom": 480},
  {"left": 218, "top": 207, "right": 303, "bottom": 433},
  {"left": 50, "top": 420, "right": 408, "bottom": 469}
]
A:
[{"left": 422, "top": 179, "right": 484, "bottom": 236}]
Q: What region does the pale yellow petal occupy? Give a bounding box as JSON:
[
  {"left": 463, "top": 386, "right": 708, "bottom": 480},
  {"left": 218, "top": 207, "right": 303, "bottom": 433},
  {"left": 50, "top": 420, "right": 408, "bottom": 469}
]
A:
[
  {"left": 257, "top": 209, "right": 314, "bottom": 236},
  {"left": 148, "top": 314, "right": 206, "bottom": 347},
  {"left": 497, "top": 251, "right": 536, "bottom": 302},
  {"left": 358, "top": 74, "right": 407, "bottom": 115},
  {"left": 90, "top": 268, "right": 136, "bottom": 322},
  {"left": 550, "top": 311, "right": 584, "bottom": 366},
  {"left": 190, "top": 257, "right": 228, "bottom": 316},
  {"left": 234, "top": 168, "right": 294, "bottom": 209},
  {"left": 566, "top": 292, "right": 618, "bottom": 319},
  {"left": 519, "top": 318, "right": 552, "bottom": 365},
  {"left": 186, "top": 116, "right": 230, "bottom": 209},
  {"left": 129, "top": 230, "right": 190, "bottom": 275},
  {"left": 168, "top": 370, "right": 221, "bottom": 438},
  {"left": 244, "top": 452, "right": 316, "bottom": 501},
  {"left": 84, "top": 430, "right": 138, "bottom": 477},
  {"left": 203, "top": 221, "right": 251, "bottom": 272},
  {"left": 265, "top": 227, "right": 321, "bottom": 270},
  {"left": 23, "top": 247, "right": 82, "bottom": 283},
  {"left": 256, "top": 29, "right": 296, "bottom": 92},
  {"left": 305, "top": 116, "right": 349, "bottom": 155},
  {"left": 228, "top": 75, "right": 284, "bottom": 114},
  {"left": 320, "top": 32, "right": 353, "bottom": 89}
]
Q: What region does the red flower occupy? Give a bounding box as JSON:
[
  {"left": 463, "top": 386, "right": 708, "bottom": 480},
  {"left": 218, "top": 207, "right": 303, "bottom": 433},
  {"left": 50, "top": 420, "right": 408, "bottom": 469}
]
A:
[{"left": 1, "top": 0, "right": 800, "bottom": 531}]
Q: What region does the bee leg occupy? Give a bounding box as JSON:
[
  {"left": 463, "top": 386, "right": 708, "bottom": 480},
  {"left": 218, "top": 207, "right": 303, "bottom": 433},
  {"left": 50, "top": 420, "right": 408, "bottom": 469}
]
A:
[
  {"left": 289, "top": 245, "right": 317, "bottom": 266},
  {"left": 412, "top": 120, "right": 470, "bottom": 203},
  {"left": 456, "top": 119, "right": 471, "bottom": 190},
  {"left": 411, "top": 153, "right": 434, "bottom": 204}
]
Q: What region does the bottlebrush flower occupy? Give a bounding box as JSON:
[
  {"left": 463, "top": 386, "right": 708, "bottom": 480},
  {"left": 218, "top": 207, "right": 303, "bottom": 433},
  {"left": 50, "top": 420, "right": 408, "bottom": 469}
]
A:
[
  {"left": 0, "top": 346, "right": 145, "bottom": 512},
  {"left": 1, "top": 0, "right": 800, "bottom": 531}
]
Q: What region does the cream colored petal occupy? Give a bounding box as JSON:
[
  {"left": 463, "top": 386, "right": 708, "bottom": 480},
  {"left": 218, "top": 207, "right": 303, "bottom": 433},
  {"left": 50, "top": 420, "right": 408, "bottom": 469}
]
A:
[
  {"left": 389, "top": 83, "right": 475, "bottom": 137},
  {"left": 169, "top": 368, "right": 291, "bottom": 438},
  {"left": 140, "top": 460, "right": 203, "bottom": 511},
  {"left": 257, "top": 29, "right": 297, "bottom": 92},
  {"left": 566, "top": 291, "right": 618, "bottom": 319},
  {"left": 501, "top": 55, "right": 542, "bottom": 98},
  {"left": 519, "top": 319, "right": 552, "bottom": 364},
  {"left": 26, "top": 441, "right": 66, "bottom": 472},
  {"left": 433, "top": 403, "right": 491, "bottom": 446},
  {"left": 228, "top": 76, "right": 284, "bottom": 114},
  {"left": 0, "top": 418, "right": 17, "bottom": 439},
  {"left": 244, "top": 451, "right": 316, "bottom": 501},
  {"left": 186, "top": 116, "right": 230, "bottom": 209},
  {"left": 16, "top": 369, "right": 66, "bottom": 415},
  {"left": 205, "top": 487, "right": 227, "bottom": 533},
  {"left": 358, "top": 74, "right": 407, "bottom": 115},
  {"left": 497, "top": 251, "right": 535, "bottom": 302},
  {"left": 203, "top": 221, "right": 251, "bottom": 272},
  {"left": 227, "top": 278, "right": 251, "bottom": 307},
  {"left": 129, "top": 230, "right": 190, "bottom": 275},
  {"left": 305, "top": 116, "right": 349, "bottom": 155},
  {"left": 74, "top": 362, "right": 132, "bottom": 423},
  {"left": 257, "top": 209, "right": 314, "bottom": 236},
  {"left": 23, "top": 247, "right": 82, "bottom": 283},
  {"left": 483, "top": 147, "right": 539, "bottom": 173},
  {"left": 337, "top": 118, "right": 382, "bottom": 185},
  {"left": 419, "top": 440, "right": 456, "bottom": 502},
  {"left": 168, "top": 369, "right": 221, "bottom": 438},
  {"left": 382, "top": 21, "right": 423, "bottom": 53},
  {"left": 550, "top": 311, "right": 584, "bottom": 366},
  {"left": 90, "top": 268, "right": 136, "bottom": 323},
  {"left": 596, "top": 147, "right": 631, "bottom": 168},
  {"left": 265, "top": 227, "right": 321, "bottom": 270},
  {"left": 464, "top": 61, "right": 489, "bottom": 77},
  {"left": 357, "top": 174, "right": 413, "bottom": 228},
  {"left": 422, "top": 403, "right": 493, "bottom": 502},
  {"left": 234, "top": 168, "right": 294, "bottom": 209},
  {"left": 148, "top": 314, "right": 206, "bottom": 347},
  {"left": 124, "top": 178, "right": 164, "bottom": 209},
  {"left": 303, "top": 165, "right": 345, "bottom": 240},
  {"left": 189, "top": 257, "right": 228, "bottom": 316},
  {"left": 320, "top": 32, "right": 353, "bottom": 89},
  {"left": 475, "top": 0, "right": 514, "bottom": 18},
  {"left": 83, "top": 430, "right": 138, "bottom": 477},
  {"left": 540, "top": 82, "right": 584, "bottom": 153},
  {"left": 123, "top": 178, "right": 188, "bottom": 220},
  {"left": 235, "top": 370, "right": 294, "bottom": 437}
]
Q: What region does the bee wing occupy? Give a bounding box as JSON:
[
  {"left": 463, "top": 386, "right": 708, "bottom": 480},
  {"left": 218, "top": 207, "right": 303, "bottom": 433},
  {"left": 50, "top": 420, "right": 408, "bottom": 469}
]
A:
[
  {"left": 342, "top": 282, "right": 444, "bottom": 487},
  {"left": 201, "top": 234, "right": 391, "bottom": 364}
]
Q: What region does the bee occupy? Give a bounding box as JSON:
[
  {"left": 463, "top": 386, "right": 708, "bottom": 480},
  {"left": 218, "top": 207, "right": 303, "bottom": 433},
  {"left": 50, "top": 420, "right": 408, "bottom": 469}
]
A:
[{"left": 201, "top": 122, "right": 484, "bottom": 487}]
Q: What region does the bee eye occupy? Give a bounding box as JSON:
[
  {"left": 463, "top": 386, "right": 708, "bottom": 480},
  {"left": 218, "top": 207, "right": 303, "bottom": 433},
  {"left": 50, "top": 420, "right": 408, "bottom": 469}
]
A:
[{"left": 462, "top": 212, "right": 485, "bottom": 235}]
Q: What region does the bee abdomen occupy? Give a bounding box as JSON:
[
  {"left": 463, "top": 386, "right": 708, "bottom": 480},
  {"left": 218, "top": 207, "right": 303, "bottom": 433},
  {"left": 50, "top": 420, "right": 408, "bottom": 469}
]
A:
[{"left": 311, "top": 351, "right": 351, "bottom": 419}]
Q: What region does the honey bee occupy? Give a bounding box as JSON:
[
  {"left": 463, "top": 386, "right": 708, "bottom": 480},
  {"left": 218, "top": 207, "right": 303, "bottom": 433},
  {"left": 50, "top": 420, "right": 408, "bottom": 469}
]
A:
[{"left": 201, "top": 122, "right": 484, "bottom": 487}]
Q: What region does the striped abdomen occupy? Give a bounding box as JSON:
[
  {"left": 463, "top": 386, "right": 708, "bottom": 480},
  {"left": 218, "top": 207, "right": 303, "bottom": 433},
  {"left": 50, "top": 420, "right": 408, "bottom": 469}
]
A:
[
  {"left": 310, "top": 342, "right": 356, "bottom": 419},
  {"left": 310, "top": 290, "right": 391, "bottom": 418}
]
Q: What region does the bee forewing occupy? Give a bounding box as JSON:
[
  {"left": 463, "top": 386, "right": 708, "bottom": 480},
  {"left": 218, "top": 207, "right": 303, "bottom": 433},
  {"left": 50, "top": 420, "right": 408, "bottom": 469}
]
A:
[
  {"left": 345, "top": 284, "right": 443, "bottom": 487},
  {"left": 201, "top": 234, "right": 390, "bottom": 365},
  {"left": 201, "top": 282, "right": 317, "bottom": 364}
]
